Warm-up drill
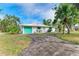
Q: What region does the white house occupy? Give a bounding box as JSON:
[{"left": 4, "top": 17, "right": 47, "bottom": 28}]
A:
[{"left": 20, "top": 24, "right": 55, "bottom": 34}]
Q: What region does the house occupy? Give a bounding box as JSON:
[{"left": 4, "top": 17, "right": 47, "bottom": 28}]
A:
[
  {"left": 20, "top": 24, "right": 55, "bottom": 34},
  {"left": 74, "top": 24, "right": 79, "bottom": 31}
]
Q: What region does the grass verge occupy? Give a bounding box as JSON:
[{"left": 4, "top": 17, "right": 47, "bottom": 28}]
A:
[
  {"left": 0, "top": 34, "right": 31, "bottom": 55},
  {"left": 52, "top": 33, "right": 79, "bottom": 44}
]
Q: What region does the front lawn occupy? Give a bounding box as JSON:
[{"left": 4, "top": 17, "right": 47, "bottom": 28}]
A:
[
  {"left": 1, "top": 32, "right": 79, "bottom": 55},
  {"left": 53, "top": 33, "right": 79, "bottom": 44},
  {"left": 0, "top": 34, "right": 31, "bottom": 56}
]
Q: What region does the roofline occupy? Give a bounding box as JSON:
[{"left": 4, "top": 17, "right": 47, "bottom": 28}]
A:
[{"left": 19, "top": 24, "right": 52, "bottom": 27}]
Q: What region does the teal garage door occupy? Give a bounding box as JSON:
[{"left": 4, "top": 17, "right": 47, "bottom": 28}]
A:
[{"left": 24, "top": 26, "right": 32, "bottom": 34}]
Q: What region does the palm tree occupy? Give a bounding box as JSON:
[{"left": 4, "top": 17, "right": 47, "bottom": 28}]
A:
[
  {"left": 53, "top": 4, "right": 79, "bottom": 34},
  {"left": 43, "top": 19, "right": 53, "bottom": 32},
  {"left": 43, "top": 19, "right": 48, "bottom": 25},
  {"left": 43, "top": 19, "right": 52, "bottom": 26}
]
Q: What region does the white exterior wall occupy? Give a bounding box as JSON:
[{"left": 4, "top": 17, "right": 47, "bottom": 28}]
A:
[
  {"left": 51, "top": 28, "right": 55, "bottom": 32},
  {"left": 32, "top": 27, "right": 55, "bottom": 33},
  {"left": 32, "top": 27, "right": 37, "bottom": 33},
  {"left": 40, "top": 27, "right": 49, "bottom": 33},
  {"left": 43, "top": 27, "right": 49, "bottom": 32},
  {"left": 20, "top": 26, "right": 24, "bottom": 34}
]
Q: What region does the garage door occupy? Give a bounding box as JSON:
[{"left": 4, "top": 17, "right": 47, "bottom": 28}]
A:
[{"left": 24, "top": 26, "right": 32, "bottom": 34}]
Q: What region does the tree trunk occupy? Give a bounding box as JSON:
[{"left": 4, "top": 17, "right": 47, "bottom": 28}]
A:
[
  {"left": 63, "top": 17, "right": 70, "bottom": 34},
  {"left": 63, "top": 25, "right": 65, "bottom": 34},
  {"left": 66, "top": 24, "right": 70, "bottom": 34},
  {"left": 67, "top": 27, "right": 70, "bottom": 34}
]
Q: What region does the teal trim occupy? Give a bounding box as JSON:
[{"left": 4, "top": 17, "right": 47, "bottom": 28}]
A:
[{"left": 23, "top": 26, "right": 32, "bottom": 34}]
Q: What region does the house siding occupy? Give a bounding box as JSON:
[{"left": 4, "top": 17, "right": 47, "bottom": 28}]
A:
[{"left": 21, "top": 24, "right": 55, "bottom": 34}]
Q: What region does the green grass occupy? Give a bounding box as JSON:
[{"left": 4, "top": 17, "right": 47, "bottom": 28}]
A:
[
  {"left": 0, "top": 34, "right": 31, "bottom": 56},
  {"left": 52, "top": 32, "right": 79, "bottom": 44},
  {"left": 1, "top": 32, "right": 79, "bottom": 55}
]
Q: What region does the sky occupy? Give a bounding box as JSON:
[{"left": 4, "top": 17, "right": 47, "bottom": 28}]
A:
[{"left": 0, "top": 3, "right": 57, "bottom": 24}]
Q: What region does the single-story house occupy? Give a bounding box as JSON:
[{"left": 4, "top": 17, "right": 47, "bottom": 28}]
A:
[{"left": 20, "top": 24, "right": 55, "bottom": 34}]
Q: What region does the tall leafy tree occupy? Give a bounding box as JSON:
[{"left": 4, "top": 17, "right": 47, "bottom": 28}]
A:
[
  {"left": 0, "top": 15, "right": 20, "bottom": 34},
  {"left": 0, "top": 9, "right": 3, "bottom": 31},
  {"left": 53, "top": 4, "right": 79, "bottom": 34}
]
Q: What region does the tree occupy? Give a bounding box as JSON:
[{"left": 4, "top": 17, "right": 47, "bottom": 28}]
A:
[
  {"left": 0, "top": 19, "right": 2, "bottom": 31},
  {"left": 43, "top": 19, "right": 48, "bottom": 25},
  {"left": 43, "top": 19, "right": 52, "bottom": 26},
  {"left": 0, "top": 9, "right": 3, "bottom": 31},
  {"left": 53, "top": 4, "right": 79, "bottom": 34},
  {"left": 0, "top": 15, "right": 20, "bottom": 34},
  {"left": 43, "top": 19, "right": 53, "bottom": 32}
]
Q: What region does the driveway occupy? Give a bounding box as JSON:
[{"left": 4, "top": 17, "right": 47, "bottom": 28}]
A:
[{"left": 19, "top": 34, "right": 79, "bottom": 56}]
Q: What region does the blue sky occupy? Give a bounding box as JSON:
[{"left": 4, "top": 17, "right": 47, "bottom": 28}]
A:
[{"left": 0, "top": 3, "right": 57, "bottom": 24}]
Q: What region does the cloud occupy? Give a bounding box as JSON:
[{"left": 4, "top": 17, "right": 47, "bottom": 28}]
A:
[
  {"left": 21, "top": 18, "right": 42, "bottom": 24},
  {"left": 0, "top": 3, "right": 56, "bottom": 24},
  {"left": 0, "top": 14, "right": 5, "bottom": 19},
  {"left": 42, "top": 9, "right": 56, "bottom": 20},
  {"left": 19, "top": 4, "right": 38, "bottom": 16},
  {"left": 18, "top": 3, "right": 56, "bottom": 19}
]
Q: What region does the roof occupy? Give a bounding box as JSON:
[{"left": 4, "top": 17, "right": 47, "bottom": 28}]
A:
[{"left": 20, "top": 24, "right": 52, "bottom": 27}]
